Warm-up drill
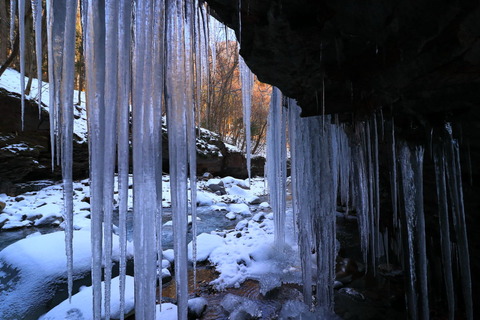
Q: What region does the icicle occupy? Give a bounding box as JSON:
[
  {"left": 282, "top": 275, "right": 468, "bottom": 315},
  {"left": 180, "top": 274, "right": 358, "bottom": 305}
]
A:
[
  {"left": 444, "top": 129, "right": 473, "bottom": 320},
  {"left": 31, "top": 0, "right": 42, "bottom": 116},
  {"left": 46, "top": 0, "right": 55, "bottom": 170},
  {"left": 18, "top": 0, "right": 25, "bottom": 130},
  {"left": 185, "top": 0, "right": 198, "bottom": 291},
  {"left": 57, "top": 0, "right": 78, "bottom": 302},
  {"left": 399, "top": 143, "right": 429, "bottom": 320},
  {"left": 209, "top": 14, "right": 217, "bottom": 76},
  {"left": 9, "top": 0, "right": 16, "bottom": 49},
  {"left": 287, "top": 99, "right": 299, "bottom": 237},
  {"left": 239, "top": 56, "right": 253, "bottom": 185},
  {"left": 102, "top": 1, "right": 119, "bottom": 317},
  {"left": 116, "top": 2, "right": 132, "bottom": 319},
  {"left": 132, "top": 0, "right": 158, "bottom": 318},
  {"left": 152, "top": 0, "right": 165, "bottom": 311},
  {"left": 373, "top": 117, "right": 381, "bottom": 262},
  {"left": 390, "top": 118, "right": 399, "bottom": 227},
  {"left": 266, "top": 87, "right": 287, "bottom": 249},
  {"left": 84, "top": 0, "right": 107, "bottom": 318},
  {"left": 352, "top": 124, "right": 370, "bottom": 265},
  {"left": 291, "top": 114, "right": 337, "bottom": 311},
  {"left": 165, "top": 0, "right": 190, "bottom": 318},
  {"left": 433, "top": 142, "right": 455, "bottom": 320}
]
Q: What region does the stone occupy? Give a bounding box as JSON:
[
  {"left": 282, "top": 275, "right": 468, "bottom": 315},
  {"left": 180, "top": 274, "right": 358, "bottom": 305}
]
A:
[
  {"left": 0, "top": 201, "right": 5, "bottom": 212},
  {"left": 208, "top": 183, "right": 226, "bottom": 195},
  {"left": 188, "top": 297, "right": 207, "bottom": 319}
]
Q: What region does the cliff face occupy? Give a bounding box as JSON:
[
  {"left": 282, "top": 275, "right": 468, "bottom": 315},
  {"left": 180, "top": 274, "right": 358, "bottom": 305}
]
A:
[
  {"left": 0, "top": 88, "right": 89, "bottom": 195},
  {"left": 205, "top": 0, "right": 480, "bottom": 316}
]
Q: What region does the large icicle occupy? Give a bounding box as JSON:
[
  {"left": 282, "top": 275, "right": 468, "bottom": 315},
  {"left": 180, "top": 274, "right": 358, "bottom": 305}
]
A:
[
  {"left": 399, "top": 143, "right": 429, "bottom": 320},
  {"left": 116, "top": 1, "right": 132, "bottom": 319},
  {"left": 57, "top": 0, "right": 78, "bottom": 301},
  {"left": 102, "top": 1, "right": 119, "bottom": 317},
  {"left": 267, "top": 87, "right": 287, "bottom": 249},
  {"left": 132, "top": 0, "right": 158, "bottom": 318},
  {"left": 239, "top": 56, "right": 253, "bottom": 186},
  {"left": 165, "top": 0, "right": 190, "bottom": 318},
  {"left": 185, "top": 0, "right": 198, "bottom": 290},
  {"left": 84, "top": 0, "right": 106, "bottom": 318}
]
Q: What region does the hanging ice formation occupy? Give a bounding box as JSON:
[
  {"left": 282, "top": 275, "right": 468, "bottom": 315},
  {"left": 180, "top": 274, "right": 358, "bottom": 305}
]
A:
[
  {"left": 239, "top": 56, "right": 253, "bottom": 185},
  {"left": 289, "top": 104, "right": 339, "bottom": 311},
  {"left": 31, "top": 0, "right": 43, "bottom": 116},
  {"left": 13, "top": 0, "right": 474, "bottom": 319},
  {"left": 267, "top": 87, "right": 287, "bottom": 249}
]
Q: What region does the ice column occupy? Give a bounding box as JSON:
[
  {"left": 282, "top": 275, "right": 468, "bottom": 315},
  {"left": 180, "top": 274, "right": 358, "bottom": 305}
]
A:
[
  {"left": 267, "top": 87, "right": 287, "bottom": 249},
  {"left": 165, "top": 0, "right": 192, "bottom": 318},
  {"left": 399, "top": 143, "right": 429, "bottom": 320},
  {"left": 116, "top": 1, "right": 132, "bottom": 318},
  {"left": 131, "top": 0, "right": 160, "bottom": 318},
  {"left": 84, "top": 0, "right": 107, "bottom": 317},
  {"left": 102, "top": 1, "right": 119, "bottom": 317}
]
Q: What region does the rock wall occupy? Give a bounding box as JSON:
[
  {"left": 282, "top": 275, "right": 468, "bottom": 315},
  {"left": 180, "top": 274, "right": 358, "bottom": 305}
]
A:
[
  {"left": 0, "top": 88, "right": 89, "bottom": 195},
  {"left": 205, "top": 0, "right": 480, "bottom": 316}
]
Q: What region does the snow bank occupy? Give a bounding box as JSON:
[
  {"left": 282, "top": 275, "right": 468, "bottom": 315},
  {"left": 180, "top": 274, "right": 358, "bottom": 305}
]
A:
[
  {"left": 0, "top": 231, "right": 133, "bottom": 319},
  {"left": 38, "top": 276, "right": 135, "bottom": 320}
]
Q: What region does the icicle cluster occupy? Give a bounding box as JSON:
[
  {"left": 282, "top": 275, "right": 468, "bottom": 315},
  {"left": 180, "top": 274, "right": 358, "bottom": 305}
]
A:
[
  {"left": 289, "top": 104, "right": 339, "bottom": 311},
  {"left": 12, "top": 1, "right": 474, "bottom": 319},
  {"left": 18, "top": 0, "right": 203, "bottom": 319}
]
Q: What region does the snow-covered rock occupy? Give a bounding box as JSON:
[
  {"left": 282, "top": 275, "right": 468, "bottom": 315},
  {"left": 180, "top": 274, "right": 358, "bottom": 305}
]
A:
[
  {"left": 0, "top": 231, "right": 133, "bottom": 319},
  {"left": 38, "top": 276, "right": 135, "bottom": 320},
  {"left": 187, "top": 233, "right": 224, "bottom": 262}
]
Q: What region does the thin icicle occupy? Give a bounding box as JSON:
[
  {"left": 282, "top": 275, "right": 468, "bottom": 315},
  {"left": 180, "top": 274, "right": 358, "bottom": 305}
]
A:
[
  {"left": 239, "top": 56, "right": 253, "bottom": 185},
  {"left": 152, "top": 0, "right": 165, "bottom": 311},
  {"left": 18, "top": 0, "right": 25, "bottom": 130},
  {"left": 10, "top": 0, "right": 16, "bottom": 49},
  {"left": 287, "top": 99, "right": 299, "bottom": 237},
  {"left": 45, "top": 0, "right": 55, "bottom": 170},
  {"left": 31, "top": 0, "right": 42, "bottom": 116},
  {"left": 116, "top": 1, "right": 132, "bottom": 318}
]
